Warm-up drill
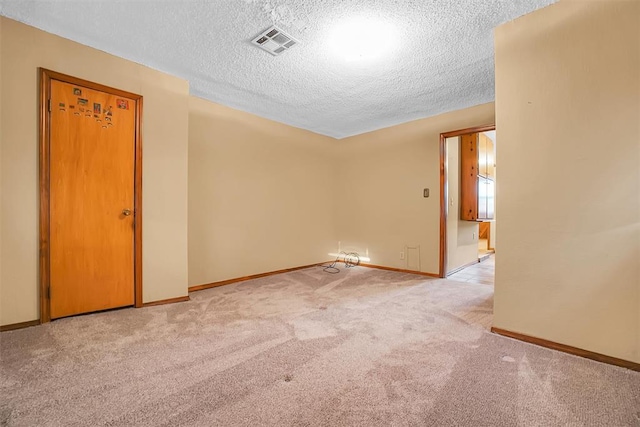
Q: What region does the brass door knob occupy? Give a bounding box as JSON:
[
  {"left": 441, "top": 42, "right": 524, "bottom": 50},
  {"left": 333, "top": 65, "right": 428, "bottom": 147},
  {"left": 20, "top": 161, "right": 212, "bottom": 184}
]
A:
[{"left": 122, "top": 209, "right": 132, "bottom": 216}]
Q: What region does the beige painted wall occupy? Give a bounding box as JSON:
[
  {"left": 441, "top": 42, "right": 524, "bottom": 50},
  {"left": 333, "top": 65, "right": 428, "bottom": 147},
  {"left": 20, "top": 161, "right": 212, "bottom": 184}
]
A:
[
  {"left": 336, "top": 103, "right": 495, "bottom": 274},
  {"left": 494, "top": 0, "right": 640, "bottom": 363},
  {"left": 0, "top": 18, "right": 190, "bottom": 326},
  {"left": 188, "top": 97, "right": 338, "bottom": 286},
  {"left": 446, "top": 136, "right": 479, "bottom": 273},
  {"left": 0, "top": 17, "right": 3, "bottom": 311}
]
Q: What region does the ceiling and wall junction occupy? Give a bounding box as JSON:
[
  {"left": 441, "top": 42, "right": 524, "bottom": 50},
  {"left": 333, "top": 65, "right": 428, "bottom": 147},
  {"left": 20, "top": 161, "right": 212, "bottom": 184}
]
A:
[{"left": 0, "top": 0, "right": 555, "bottom": 138}]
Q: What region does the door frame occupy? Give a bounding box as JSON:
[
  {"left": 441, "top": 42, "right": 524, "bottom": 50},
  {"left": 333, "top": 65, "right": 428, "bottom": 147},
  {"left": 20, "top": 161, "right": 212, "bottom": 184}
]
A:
[
  {"left": 39, "top": 68, "right": 144, "bottom": 322},
  {"left": 439, "top": 124, "right": 495, "bottom": 278}
]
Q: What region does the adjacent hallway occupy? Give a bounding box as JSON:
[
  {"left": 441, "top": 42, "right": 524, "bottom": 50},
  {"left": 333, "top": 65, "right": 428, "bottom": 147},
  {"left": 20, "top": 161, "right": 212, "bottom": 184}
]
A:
[{"left": 448, "top": 254, "right": 495, "bottom": 286}]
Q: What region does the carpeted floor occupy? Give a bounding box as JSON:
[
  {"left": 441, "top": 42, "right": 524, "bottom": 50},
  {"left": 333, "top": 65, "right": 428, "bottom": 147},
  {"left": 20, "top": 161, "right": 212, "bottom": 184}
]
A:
[{"left": 1, "top": 266, "right": 639, "bottom": 426}]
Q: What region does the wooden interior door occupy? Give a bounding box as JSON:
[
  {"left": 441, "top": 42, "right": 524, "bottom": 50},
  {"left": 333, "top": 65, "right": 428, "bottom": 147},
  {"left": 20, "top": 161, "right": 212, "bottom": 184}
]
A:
[{"left": 48, "top": 79, "right": 137, "bottom": 319}]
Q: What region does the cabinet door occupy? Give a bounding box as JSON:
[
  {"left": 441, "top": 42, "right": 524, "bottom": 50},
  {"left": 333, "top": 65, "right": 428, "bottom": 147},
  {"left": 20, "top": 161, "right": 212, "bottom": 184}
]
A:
[
  {"left": 478, "top": 134, "right": 488, "bottom": 177},
  {"left": 486, "top": 137, "right": 495, "bottom": 179},
  {"left": 460, "top": 134, "right": 479, "bottom": 221}
]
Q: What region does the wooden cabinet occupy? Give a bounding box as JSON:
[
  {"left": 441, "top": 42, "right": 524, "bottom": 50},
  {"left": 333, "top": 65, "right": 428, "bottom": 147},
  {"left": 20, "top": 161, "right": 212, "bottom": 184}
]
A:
[{"left": 461, "top": 133, "right": 495, "bottom": 221}]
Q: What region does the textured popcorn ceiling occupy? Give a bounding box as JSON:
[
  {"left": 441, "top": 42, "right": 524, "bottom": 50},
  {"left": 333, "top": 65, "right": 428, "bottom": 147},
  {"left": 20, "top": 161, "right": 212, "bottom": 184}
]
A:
[{"left": 0, "top": 0, "right": 555, "bottom": 138}]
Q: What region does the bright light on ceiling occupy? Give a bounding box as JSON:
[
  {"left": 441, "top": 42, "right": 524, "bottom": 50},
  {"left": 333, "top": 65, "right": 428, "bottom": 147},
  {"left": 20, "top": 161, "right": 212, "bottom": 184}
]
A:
[{"left": 327, "top": 17, "right": 397, "bottom": 62}]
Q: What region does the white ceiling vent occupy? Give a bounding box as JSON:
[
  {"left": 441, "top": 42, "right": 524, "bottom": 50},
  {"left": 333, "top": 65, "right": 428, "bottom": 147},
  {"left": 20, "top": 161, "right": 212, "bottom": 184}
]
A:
[{"left": 251, "top": 26, "right": 299, "bottom": 56}]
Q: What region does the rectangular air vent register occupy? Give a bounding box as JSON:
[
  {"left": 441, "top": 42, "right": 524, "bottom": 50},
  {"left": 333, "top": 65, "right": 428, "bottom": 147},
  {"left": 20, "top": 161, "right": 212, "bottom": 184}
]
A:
[{"left": 251, "top": 26, "right": 298, "bottom": 56}]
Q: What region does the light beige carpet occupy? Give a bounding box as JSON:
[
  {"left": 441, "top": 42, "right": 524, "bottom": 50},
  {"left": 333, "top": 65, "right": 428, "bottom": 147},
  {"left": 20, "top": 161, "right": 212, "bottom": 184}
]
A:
[{"left": 1, "top": 266, "right": 638, "bottom": 426}]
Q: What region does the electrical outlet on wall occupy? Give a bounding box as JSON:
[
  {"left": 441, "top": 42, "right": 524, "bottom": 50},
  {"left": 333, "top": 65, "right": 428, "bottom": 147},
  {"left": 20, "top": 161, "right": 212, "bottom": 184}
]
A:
[
  {"left": 400, "top": 251, "right": 405, "bottom": 260},
  {"left": 472, "top": 232, "right": 476, "bottom": 240}
]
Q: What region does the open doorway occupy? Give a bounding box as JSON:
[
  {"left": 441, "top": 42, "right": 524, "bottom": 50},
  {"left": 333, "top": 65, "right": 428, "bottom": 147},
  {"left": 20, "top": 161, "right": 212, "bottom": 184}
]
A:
[
  {"left": 439, "top": 125, "right": 496, "bottom": 281},
  {"left": 477, "top": 129, "right": 496, "bottom": 261}
]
